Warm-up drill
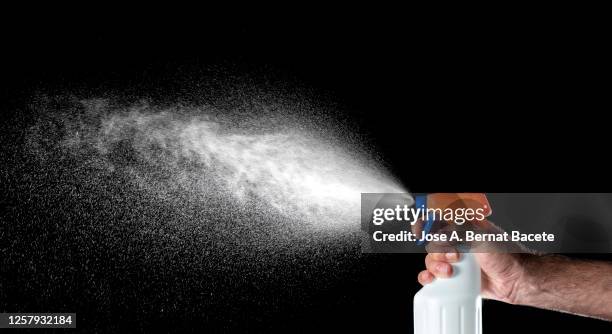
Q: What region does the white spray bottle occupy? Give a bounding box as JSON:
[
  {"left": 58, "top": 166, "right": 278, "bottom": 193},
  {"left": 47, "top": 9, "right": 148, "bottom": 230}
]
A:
[{"left": 412, "top": 193, "right": 490, "bottom": 334}]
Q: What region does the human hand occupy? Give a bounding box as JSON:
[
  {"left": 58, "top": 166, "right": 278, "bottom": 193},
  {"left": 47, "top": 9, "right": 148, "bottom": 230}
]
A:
[
  {"left": 415, "top": 219, "right": 532, "bottom": 304},
  {"left": 418, "top": 251, "right": 532, "bottom": 304}
]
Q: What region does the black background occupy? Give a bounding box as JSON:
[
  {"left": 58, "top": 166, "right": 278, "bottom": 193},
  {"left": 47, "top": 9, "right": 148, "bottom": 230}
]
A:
[{"left": 1, "top": 9, "right": 611, "bottom": 333}]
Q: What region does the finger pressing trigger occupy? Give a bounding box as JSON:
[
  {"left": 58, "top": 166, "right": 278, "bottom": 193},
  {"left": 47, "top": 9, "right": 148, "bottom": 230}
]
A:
[{"left": 425, "top": 255, "right": 453, "bottom": 278}]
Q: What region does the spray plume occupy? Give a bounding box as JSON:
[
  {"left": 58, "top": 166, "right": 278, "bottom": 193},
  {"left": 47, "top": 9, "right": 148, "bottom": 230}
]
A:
[{"left": 26, "top": 97, "right": 406, "bottom": 242}]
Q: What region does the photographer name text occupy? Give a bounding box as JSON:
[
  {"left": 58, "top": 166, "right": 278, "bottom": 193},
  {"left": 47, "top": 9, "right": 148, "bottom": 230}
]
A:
[{"left": 372, "top": 230, "right": 555, "bottom": 243}]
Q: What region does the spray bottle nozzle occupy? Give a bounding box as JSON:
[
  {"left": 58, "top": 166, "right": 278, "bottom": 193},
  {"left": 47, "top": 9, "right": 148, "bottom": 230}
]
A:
[{"left": 415, "top": 193, "right": 492, "bottom": 246}]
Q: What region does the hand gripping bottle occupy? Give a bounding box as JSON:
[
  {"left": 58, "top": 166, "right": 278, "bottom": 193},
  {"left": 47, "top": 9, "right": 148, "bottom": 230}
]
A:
[
  {"left": 414, "top": 252, "right": 482, "bottom": 334},
  {"left": 413, "top": 193, "right": 491, "bottom": 334}
]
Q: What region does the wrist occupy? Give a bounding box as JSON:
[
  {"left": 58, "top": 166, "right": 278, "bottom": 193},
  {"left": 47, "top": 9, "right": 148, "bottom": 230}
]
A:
[{"left": 508, "top": 253, "right": 541, "bottom": 306}]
